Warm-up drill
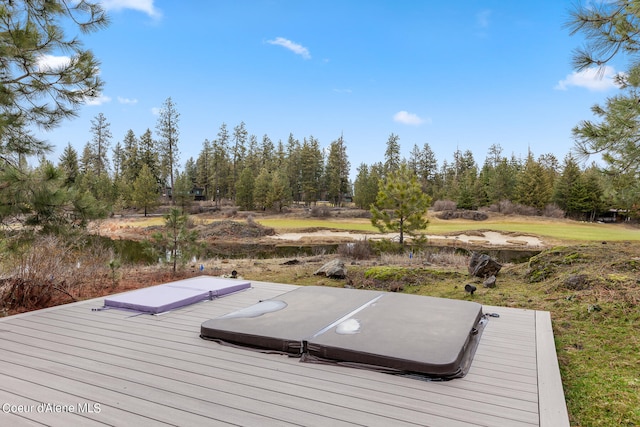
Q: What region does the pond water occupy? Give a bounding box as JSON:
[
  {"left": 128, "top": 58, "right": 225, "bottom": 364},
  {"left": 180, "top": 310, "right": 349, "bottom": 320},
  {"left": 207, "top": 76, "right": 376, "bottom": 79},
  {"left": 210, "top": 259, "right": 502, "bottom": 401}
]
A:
[{"left": 94, "top": 235, "right": 539, "bottom": 265}]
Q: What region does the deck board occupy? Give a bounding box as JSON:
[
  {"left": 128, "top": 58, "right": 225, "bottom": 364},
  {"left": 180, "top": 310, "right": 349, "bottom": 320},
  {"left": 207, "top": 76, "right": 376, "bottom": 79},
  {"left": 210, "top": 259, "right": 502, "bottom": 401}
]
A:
[{"left": 0, "top": 280, "right": 569, "bottom": 426}]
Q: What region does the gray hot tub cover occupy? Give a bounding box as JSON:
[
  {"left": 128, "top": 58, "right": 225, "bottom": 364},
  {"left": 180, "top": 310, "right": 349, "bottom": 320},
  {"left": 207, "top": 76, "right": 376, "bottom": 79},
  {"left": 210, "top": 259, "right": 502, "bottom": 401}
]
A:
[{"left": 201, "top": 286, "right": 486, "bottom": 378}]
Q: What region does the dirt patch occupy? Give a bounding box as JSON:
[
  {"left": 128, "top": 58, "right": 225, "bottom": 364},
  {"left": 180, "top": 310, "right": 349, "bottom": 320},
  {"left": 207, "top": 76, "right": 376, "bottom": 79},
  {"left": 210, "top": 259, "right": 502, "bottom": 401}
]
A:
[{"left": 196, "top": 220, "right": 275, "bottom": 239}]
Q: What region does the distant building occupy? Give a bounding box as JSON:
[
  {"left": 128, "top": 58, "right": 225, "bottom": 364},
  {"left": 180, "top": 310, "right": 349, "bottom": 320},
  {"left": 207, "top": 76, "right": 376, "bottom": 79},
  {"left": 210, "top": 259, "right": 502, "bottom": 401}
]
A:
[{"left": 191, "top": 187, "right": 205, "bottom": 201}]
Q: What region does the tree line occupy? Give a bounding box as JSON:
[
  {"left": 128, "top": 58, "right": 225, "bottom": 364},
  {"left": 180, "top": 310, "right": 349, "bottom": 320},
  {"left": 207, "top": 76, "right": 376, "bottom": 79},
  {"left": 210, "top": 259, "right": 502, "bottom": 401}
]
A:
[
  {"left": 51, "top": 109, "right": 622, "bottom": 224},
  {"left": 2, "top": 0, "right": 640, "bottom": 241}
]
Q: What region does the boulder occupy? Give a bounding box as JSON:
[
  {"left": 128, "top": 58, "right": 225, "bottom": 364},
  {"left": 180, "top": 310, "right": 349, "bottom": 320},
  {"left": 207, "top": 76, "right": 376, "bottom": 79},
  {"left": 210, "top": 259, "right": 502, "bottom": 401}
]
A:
[
  {"left": 483, "top": 275, "right": 497, "bottom": 288},
  {"left": 314, "top": 259, "right": 347, "bottom": 279},
  {"left": 468, "top": 253, "right": 502, "bottom": 278}
]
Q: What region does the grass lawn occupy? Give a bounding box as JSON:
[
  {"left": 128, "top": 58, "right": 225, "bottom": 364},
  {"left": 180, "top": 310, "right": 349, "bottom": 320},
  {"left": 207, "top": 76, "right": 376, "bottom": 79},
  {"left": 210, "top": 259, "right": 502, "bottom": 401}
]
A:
[{"left": 257, "top": 215, "right": 640, "bottom": 242}]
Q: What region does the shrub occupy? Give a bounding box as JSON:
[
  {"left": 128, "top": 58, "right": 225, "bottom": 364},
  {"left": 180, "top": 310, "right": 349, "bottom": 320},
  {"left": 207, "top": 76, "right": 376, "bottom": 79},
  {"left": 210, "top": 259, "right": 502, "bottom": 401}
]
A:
[
  {"left": 0, "top": 235, "right": 117, "bottom": 311},
  {"left": 432, "top": 200, "right": 457, "bottom": 211},
  {"left": 488, "top": 200, "right": 540, "bottom": 216},
  {"left": 337, "top": 239, "right": 372, "bottom": 260},
  {"left": 543, "top": 204, "right": 565, "bottom": 218},
  {"left": 310, "top": 205, "right": 331, "bottom": 218},
  {"left": 371, "top": 239, "right": 404, "bottom": 255}
]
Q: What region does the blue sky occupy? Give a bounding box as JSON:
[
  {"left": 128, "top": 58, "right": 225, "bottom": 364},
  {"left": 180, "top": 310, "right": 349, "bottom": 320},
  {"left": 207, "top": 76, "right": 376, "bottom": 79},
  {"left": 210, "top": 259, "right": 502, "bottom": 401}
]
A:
[{"left": 37, "top": 0, "right": 624, "bottom": 175}]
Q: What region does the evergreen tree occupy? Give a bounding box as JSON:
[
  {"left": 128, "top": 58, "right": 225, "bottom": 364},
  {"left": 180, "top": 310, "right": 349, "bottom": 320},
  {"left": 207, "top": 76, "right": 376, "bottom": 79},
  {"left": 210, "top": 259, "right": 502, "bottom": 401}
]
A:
[
  {"left": 260, "top": 134, "right": 276, "bottom": 169},
  {"left": 353, "top": 163, "right": 381, "bottom": 209},
  {"left": 236, "top": 167, "right": 255, "bottom": 210},
  {"left": 230, "top": 121, "right": 248, "bottom": 198},
  {"left": 0, "top": 0, "right": 107, "bottom": 161},
  {"left": 325, "top": 136, "right": 350, "bottom": 206},
  {"left": 138, "top": 129, "right": 161, "bottom": 188},
  {"left": 299, "top": 136, "right": 323, "bottom": 205},
  {"left": 285, "top": 133, "right": 302, "bottom": 203},
  {"left": 87, "top": 112, "right": 112, "bottom": 177},
  {"left": 578, "top": 166, "right": 605, "bottom": 221},
  {"left": 58, "top": 143, "right": 80, "bottom": 186},
  {"left": 568, "top": 2, "right": 640, "bottom": 213},
  {"left": 121, "top": 129, "right": 140, "bottom": 184},
  {"left": 244, "top": 134, "right": 260, "bottom": 173},
  {"left": 132, "top": 164, "right": 160, "bottom": 216},
  {"left": 268, "top": 170, "right": 291, "bottom": 212},
  {"left": 173, "top": 171, "right": 193, "bottom": 213},
  {"left": 112, "top": 141, "right": 123, "bottom": 180},
  {"left": 150, "top": 208, "right": 199, "bottom": 274},
  {"left": 407, "top": 144, "right": 423, "bottom": 176},
  {"left": 79, "top": 143, "right": 92, "bottom": 174},
  {"left": 156, "top": 97, "right": 180, "bottom": 203},
  {"left": 2, "top": 162, "right": 102, "bottom": 234},
  {"left": 196, "top": 139, "right": 212, "bottom": 200},
  {"left": 515, "top": 152, "right": 552, "bottom": 210},
  {"left": 553, "top": 155, "right": 582, "bottom": 214},
  {"left": 253, "top": 168, "right": 271, "bottom": 210},
  {"left": 370, "top": 164, "right": 431, "bottom": 245},
  {"left": 383, "top": 133, "right": 401, "bottom": 175},
  {"left": 211, "top": 123, "right": 231, "bottom": 203},
  {"left": 184, "top": 158, "right": 197, "bottom": 184},
  {"left": 479, "top": 146, "right": 519, "bottom": 209}
]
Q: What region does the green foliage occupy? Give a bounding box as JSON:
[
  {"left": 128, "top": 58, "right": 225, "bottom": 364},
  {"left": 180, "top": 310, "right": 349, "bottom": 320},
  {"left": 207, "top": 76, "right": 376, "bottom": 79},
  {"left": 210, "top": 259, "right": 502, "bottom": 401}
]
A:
[
  {"left": 0, "top": 0, "right": 107, "bottom": 160},
  {"left": 515, "top": 152, "right": 554, "bottom": 211},
  {"left": 85, "top": 112, "right": 112, "bottom": 177},
  {"left": 370, "top": 164, "right": 431, "bottom": 244},
  {"left": 253, "top": 168, "right": 271, "bottom": 210},
  {"left": 156, "top": 97, "right": 180, "bottom": 200},
  {"left": 58, "top": 143, "right": 80, "bottom": 186},
  {"left": 0, "top": 162, "right": 104, "bottom": 234},
  {"left": 148, "top": 208, "right": 199, "bottom": 273},
  {"left": 236, "top": 167, "right": 255, "bottom": 210},
  {"left": 370, "top": 239, "right": 405, "bottom": 254},
  {"left": 568, "top": 2, "right": 640, "bottom": 214},
  {"left": 299, "top": 136, "right": 323, "bottom": 205},
  {"left": 353, "top": 162, "right": 381, "bottom": 210},
  {"left": 383, "top": 133, "right": 401, "bottom": 175},
  {"left": 138, "top": 128, "right": 162, "bottom": 187},
  {"left": 132, "top": 164, "right": 160, "bottom": 216},
  {"left": 172, "top": 170, "right": 193, "bottom": 212},
  {"left": 267, "top": 169, "right": 291, "bottom": 211},
  {"left": 325, "top": 136, "right": 350, "bottom": 206}
]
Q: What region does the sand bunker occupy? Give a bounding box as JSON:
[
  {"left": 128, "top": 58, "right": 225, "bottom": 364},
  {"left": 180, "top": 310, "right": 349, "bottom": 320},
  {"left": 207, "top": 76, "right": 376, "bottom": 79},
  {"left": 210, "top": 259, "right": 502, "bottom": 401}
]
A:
[{"left": 268, "top": 230, "right": 544, "bottom": 247}]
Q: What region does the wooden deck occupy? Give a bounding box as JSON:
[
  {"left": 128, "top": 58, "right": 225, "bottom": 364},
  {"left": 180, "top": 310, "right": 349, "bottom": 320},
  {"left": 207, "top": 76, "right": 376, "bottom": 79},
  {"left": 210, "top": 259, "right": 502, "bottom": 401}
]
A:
[{"left": 0, "top": 281, "right": 570, "bottom": 426}]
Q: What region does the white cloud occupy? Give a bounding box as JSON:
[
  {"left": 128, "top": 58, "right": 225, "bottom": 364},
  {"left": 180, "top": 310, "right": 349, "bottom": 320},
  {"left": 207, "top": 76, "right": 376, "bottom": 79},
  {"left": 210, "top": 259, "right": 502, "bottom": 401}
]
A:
[
  {"left": 85, "top": 93, "right": 112, "bottom": 106},
  {"left": 555, "top": 66, "right": 620, "bottom": 91},
  {"left": 267, "top": 37, "right": 311, "bottom": 59},
  {"left": 151, "top": 107, "right": 161, "bottom": 116},
  {"left": 36, "top": 54, "right": 71, "bottom": 71},
  {"left": 118, "top": 96, "right": 138, "bottom": 105},
  {"left": 393, "top": 110, "right": 427, "bottom": 126},
  {"left": 101, "top": 0, "right": 162, "bottom": 19}
]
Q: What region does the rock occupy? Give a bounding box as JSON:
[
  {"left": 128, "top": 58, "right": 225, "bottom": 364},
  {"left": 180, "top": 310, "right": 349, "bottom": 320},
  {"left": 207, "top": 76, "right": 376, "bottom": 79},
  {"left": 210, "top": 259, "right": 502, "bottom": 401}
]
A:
[
  {"left": 468, "top": 252, "right": 502, "bottom": 278},
  {"left": 483, "top": 275, "right": 497, "bottom": 288},
  {"left": 314, "top": 259, "right": 347, "bottom": 279}
]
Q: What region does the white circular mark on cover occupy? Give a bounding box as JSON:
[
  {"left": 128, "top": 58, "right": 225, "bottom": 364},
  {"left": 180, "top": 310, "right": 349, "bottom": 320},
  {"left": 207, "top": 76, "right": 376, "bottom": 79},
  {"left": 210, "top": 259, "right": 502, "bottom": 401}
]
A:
[
  {"left": 336, "top": 318, "right": 361, "bottom": 334},
  {"left": 220, "top": 300, "right": 287, "bottom": 319}
]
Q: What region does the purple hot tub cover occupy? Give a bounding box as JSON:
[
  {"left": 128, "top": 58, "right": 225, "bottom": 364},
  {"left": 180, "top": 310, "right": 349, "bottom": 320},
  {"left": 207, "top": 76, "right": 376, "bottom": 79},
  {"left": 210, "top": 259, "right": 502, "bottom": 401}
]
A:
[{"left": 104, "top": 276, "right": 250, "bottom": 314}]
